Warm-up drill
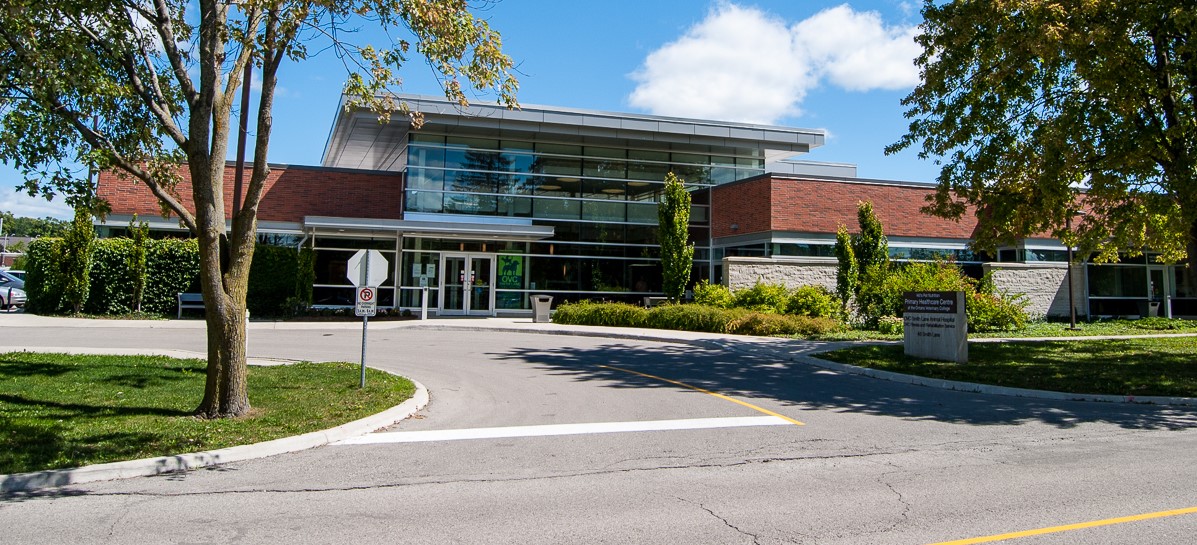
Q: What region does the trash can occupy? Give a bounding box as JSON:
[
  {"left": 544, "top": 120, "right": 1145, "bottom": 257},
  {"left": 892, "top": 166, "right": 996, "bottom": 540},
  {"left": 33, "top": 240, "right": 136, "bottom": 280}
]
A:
[
  {"left": 1137, "top": 300, "right": 1161, "bottom": 318},
  {"left": 530, "top": 294, "right": 553, "bottom": 323}
]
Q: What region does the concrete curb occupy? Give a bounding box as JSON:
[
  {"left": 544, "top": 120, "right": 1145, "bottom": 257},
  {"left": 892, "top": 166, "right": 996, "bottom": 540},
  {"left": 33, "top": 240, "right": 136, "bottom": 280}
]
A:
[{"left": 0, "top": 355, "right": 429, "bottom": 494}]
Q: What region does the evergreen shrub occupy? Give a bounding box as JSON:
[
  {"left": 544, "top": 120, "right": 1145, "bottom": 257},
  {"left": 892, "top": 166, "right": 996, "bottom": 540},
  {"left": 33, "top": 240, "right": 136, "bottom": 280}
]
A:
[
  {"left": 645, "top": 303, "right": 745, "bottom": 333},
  {"left": 785, "top": 285, "right": 837, "bottom": 318},
  {"left": 732, "top": 281, "right": 790, "bottom": 313},
  {"left": 692, "top": 279, "right": 733, "bottom": 308}
]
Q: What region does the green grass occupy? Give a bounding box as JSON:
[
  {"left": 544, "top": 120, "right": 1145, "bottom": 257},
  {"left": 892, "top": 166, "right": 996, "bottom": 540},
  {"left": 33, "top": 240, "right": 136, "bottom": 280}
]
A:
[
  {"left": 817, "top": 337, "right": 1197, "bottom": 398},
  {"left": 0, "top": 353, "right": 415, "bottom": 474},
  {"left": 811, "top": 318, "right": 1197, "bottom": 341}
]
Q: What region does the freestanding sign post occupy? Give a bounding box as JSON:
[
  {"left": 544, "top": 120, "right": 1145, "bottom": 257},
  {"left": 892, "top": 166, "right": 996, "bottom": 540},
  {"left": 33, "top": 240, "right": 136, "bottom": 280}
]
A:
[
  {"left": 347, "top": 250, "right": 389, "bottom": 388},
  {"left": 903, "top": 291, "right": 968, "bottom": 363}
]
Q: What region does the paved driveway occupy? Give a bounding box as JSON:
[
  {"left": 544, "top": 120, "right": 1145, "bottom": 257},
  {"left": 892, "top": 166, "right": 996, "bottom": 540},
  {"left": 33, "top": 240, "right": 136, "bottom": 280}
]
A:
[{"left": 2, "top": 317, "right": 1197, "bottom": 544}]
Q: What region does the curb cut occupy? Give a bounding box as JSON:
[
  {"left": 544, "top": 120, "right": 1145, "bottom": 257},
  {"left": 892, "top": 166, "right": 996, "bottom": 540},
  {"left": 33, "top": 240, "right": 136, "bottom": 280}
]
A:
[{"left": 0, "top": 372, "right": 429, "bottom": 494}]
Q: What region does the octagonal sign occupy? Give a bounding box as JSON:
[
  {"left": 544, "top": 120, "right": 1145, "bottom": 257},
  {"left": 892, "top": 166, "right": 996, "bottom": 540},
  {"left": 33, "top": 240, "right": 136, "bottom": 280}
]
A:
[{"left": 347, "top": 249, "right": 389, "bottom": 287}]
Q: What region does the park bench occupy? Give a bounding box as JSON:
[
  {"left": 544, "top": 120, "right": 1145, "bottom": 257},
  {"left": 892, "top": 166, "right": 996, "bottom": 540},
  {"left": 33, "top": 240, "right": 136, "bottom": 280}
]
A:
[{"left": 177, "top": 292, "right": 204, "bottom": 319}]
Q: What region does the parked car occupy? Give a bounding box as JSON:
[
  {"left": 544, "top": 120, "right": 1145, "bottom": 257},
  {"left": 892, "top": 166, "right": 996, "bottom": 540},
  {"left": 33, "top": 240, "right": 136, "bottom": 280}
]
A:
[
  {"left": 0, "top": 286, "right": 25, "bottom": 309},
  {"left": 4, "top": 270, "right": 25, "bottom": 281},
  {"left": 0, "top": 270, "right": 23, "bottom": 290}
]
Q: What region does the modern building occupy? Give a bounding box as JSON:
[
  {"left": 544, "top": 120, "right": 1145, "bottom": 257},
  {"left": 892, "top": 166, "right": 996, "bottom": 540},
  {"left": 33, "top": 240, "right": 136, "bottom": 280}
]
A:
[{"left": 97, "top": 94, "right": 1192, "bottom": 319}]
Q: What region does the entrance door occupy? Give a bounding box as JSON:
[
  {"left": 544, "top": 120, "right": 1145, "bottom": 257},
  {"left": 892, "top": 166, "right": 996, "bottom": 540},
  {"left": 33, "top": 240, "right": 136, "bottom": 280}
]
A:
[
  {"left": 439, "top": 253, "right": 495, "bottom": 316},
  {"left": 1148, "top": 266, "right": 1175, "bottom": 301}
]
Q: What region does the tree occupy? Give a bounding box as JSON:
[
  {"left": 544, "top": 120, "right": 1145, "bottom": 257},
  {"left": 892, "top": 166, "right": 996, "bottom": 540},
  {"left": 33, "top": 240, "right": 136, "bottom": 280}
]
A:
[
  {"left": 889, "top": 1, "right": 1197, "bottom": 281},
  {"left": 0, "top": 1, "right": 517, "bottom": 418},
  {"left": 833, "top": 225, "right": 857, "bottom": 310},
  {"left": 851, "top": 201, "right": 889, "bottom": 279},
  {"left": 658, "top": 171, "right": 694, "bottom": 302},
  {"left": 0, "top": 212, "right": 69, "bottom": 238},
  {"left": 61, "top": 206, "right": 96, "bottom": 314}
]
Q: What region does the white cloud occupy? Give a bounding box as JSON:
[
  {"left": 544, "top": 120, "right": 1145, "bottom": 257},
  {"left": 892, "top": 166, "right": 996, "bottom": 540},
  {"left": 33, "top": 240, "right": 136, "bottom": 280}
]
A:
[
  {"left": 0, "top": 188, "right": 74, "bottom": 220},
  {"left": 793, "top": 5, "right": 921, "bottom": 92},
  {"left": 628, "top": 2, "right": 920, "bottom": 124},
  {"left": 629, "top": 4, "right": 811, "bottom": 124}
]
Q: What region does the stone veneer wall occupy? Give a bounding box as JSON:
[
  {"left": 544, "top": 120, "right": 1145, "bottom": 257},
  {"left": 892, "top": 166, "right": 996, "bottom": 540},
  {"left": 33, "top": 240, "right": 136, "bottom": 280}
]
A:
[
  {"left": 723, "top": 257, "right": 838, "bottom": 291},
  {"left": 984, "top": 262, "right": 1086, "bottom": 319},
  {"left": 725, "top": 257, "right": 1087, "bottom": 319}
]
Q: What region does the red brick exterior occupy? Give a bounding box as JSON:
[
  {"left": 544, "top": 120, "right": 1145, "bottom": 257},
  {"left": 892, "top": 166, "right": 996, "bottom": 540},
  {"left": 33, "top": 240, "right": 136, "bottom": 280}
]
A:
[
  {"left": 98, "top": 164, "right": 404, "bottom": 223},
  {"left": 711, "top": 175, "right": 978, "bottom": 240}
]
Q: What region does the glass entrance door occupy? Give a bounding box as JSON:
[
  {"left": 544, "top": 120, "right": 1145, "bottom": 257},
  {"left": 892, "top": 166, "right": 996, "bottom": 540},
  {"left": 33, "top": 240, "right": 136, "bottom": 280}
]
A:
[
  {"left": 1149, "top": 266, "right": 1174, "bottom": 300},
  {"left": 439, "top": 253, "right": 495, "bottom": 316}
]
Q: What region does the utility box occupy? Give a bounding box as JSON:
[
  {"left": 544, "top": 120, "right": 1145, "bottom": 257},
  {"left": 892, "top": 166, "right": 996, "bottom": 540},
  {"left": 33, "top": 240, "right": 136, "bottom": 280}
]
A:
[{"left": 530, "top": 294, "right": 553, "bottom": 323}]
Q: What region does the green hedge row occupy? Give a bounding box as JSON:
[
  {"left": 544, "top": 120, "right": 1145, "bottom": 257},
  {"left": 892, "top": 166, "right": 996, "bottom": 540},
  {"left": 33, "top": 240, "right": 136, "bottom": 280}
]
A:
[
  {"left": 25, "top": 238, "right": 312, "bottom": 316},
  {"left": 551, "top": 301, "right": 844, "bottom": 337}
]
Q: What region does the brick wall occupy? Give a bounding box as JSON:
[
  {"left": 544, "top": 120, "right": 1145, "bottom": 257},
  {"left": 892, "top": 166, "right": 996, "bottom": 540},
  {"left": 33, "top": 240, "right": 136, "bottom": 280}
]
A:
[
  {"left": 98, "top": 164, "right": 404, "bottom": 223},
  {"left": 712, "top": 175, "right": 977, "bottom": 239}
]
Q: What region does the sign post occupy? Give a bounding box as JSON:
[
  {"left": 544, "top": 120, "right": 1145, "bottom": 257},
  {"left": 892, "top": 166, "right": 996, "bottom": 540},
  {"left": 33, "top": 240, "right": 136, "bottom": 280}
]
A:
[
  {"left": 903, "top": 291, "right": 968, "bottom": 363},
  {"left": 347, "top": 250, "right": 389, "bottom": 388}
]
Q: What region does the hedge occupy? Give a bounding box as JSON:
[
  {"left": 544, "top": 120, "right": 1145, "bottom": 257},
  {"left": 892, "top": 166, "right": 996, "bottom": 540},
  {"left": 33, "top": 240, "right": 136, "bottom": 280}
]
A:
[
  {"left": 25, "top": 238, "right": 313, "bottom": 317},
  {"left": 552, "top": 301, "right": 844, "bottom": 337}
]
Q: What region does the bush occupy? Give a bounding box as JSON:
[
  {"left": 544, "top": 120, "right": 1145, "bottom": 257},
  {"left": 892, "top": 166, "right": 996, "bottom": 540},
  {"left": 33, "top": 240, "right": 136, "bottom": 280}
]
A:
[
  {"left": 732, "top": 281, "right": 790, "bottom": 313},
  {"left": 728, "top": 312, "right": 844, "bottom": 337},
  {"left": 645, "top": 303, "right": 744, "bottom": 333},
  {"left": 693, "top": 279, "right": 733, "bottom": 308},
  {"left": 877, "top": 315, "right": 904, "bottom": 335},
  {"left": 785, "top": 285, "right": 837, "bottom": 318},
  {"left": 966, "top": 290, "right": 1028, "bottom": 332},
  {"left": 551, "top": 301, "right": 648, "bottom": 327},
  {"left": 248, "top": 245, "right": 299, "bottom": 316}
]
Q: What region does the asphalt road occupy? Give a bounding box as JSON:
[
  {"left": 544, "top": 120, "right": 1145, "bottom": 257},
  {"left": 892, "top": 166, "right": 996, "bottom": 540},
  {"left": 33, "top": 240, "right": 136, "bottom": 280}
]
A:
[{"left": 3, "top": 320, "right": 1197, "bottom": 544}]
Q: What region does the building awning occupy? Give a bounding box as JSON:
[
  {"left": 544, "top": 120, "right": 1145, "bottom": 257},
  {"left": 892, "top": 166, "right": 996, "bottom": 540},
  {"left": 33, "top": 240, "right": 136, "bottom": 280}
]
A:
[{"left": 303, "top": 216, "right": 555, "bottom": 242}]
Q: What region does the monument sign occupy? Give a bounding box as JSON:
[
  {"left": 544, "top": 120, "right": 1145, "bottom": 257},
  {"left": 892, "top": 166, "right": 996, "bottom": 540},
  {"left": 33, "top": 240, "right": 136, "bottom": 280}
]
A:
[{"left": 903, "top": 291, "right": 968, "bottom": 363}]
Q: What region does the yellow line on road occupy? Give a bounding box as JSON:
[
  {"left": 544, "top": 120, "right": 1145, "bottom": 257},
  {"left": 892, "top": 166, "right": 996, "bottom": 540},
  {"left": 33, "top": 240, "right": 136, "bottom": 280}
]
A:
[
  {"left": 598, "top": 364, "right": 804, "bottom": 426},
  {"left": 928, "top": 506, "right": 1197, "bottom": 544}
]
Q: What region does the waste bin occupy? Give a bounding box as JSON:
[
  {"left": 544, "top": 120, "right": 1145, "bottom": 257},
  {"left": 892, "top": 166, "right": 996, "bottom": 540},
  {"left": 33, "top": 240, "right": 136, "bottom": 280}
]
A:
[
  {"left": 1137, "top": 300, "right": 1161, "bottom": 318},
  {"left": 530, "top": 294, "right": 553, "bottom": 323}
]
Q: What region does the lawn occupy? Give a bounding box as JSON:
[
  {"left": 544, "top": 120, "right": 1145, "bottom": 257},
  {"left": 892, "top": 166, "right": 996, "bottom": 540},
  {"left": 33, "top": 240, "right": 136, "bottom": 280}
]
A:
[
  {"left": 0, "top": 353, "right": 415, "bottom": 475},
  {"left": 816, "top": 337, "right": 1197, "bottom": 398},
  {"left": 812, "top": 317, "right": 1197, "bottom": 341}
]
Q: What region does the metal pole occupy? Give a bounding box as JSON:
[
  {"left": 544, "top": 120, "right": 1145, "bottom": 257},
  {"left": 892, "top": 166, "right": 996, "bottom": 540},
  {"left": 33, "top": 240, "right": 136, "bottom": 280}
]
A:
[
  {"left": 360, "top": 314, "right": 368, "bottom": 389},
  {"left": 421, "top": 286, "right": 428, "bottom": 320},
  {"left": 1067, "top": 214, "right": 1078, "bottom": 330}
]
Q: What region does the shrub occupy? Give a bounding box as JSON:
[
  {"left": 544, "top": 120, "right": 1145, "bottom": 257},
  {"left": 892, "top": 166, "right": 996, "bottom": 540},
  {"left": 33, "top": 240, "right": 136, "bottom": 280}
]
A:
[
  {"left": 551, "top": 301, "right": 648, "bottom": 327},
  {"left": 248, "top": 244, "right": 300, "bottom": 316},
  {"left": 693, "top": 279, "right": 733, "bottom": 308},
  {"left": 728, "top": 312, "right": 843, "bottom": 337},
  {"left": 24, "top": 238, "right": 62, "bottom": 314},
  {"left": 645, "top": 303, "right": 744, "bottom": 333},
  {"left": 785, "top": 285, "right": 837, "bottom": 318},
  {"left": 966, "top": 290, "right": 1029, "bottom": 332},
  {"left": 877, "top": 315, "right": 904, "bottom": 335},
  {"left": 856, "top": 261, "right": 971, "bottom": 327},
  {"left": 732, "top": 280, "right": 790, "bottom": 313}
]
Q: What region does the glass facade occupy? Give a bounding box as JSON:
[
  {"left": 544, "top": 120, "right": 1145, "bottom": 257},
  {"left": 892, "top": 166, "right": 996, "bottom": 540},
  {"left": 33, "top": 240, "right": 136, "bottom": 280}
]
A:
[{"left": 392, "top": 132, "right": 765, "bottom": 310}]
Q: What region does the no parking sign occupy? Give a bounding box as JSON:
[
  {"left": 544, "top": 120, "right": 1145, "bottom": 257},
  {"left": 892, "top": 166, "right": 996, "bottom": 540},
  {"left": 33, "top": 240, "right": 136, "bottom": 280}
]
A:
[{"left": 355, "top": 286, "right": 377, "bottom": 317}]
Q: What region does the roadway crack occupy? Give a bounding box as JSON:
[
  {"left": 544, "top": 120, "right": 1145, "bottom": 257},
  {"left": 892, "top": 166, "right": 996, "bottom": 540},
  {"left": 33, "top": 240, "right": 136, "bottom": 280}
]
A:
[
  {"left": 674, "top": 496, "right": 762, "bottom": 544},
  {"left": 875, "top": 463, "right": 912, "bottom": 534},
  {"left": 10, "top": 449, "right": 910, "bottom": 501}
]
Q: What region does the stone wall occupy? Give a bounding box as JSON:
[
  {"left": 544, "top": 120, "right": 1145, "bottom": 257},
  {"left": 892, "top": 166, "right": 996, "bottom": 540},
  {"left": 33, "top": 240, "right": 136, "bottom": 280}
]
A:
[
  {"left": 725, "top": 257, "right": 1087, "bottom": 319},
  {"left": 984, "top": 262, "right": 1086, "bottom": 319},
  {"left": 723, "top": 257, "right": 838, "bottom": 291}
]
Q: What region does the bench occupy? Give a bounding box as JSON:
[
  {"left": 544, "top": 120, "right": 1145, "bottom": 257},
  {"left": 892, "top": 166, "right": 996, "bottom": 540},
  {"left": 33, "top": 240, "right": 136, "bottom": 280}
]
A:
[
  {"left": 643, "top": 296, "right": 669, "bottom": 308},
  {"left": 177, "top": 292, "right": 204, "bottom": 319}
]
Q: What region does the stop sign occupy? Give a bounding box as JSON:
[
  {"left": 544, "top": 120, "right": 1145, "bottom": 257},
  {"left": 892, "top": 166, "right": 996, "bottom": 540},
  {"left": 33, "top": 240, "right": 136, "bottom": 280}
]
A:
[{"left": 347, "top": 249, "right": 389, "bottom": 287}]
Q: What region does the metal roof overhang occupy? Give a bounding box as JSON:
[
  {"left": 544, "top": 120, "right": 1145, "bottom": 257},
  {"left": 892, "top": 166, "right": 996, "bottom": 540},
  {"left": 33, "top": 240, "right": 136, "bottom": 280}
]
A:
[
  {"left": 322, "top": 94, "right": 826, "bottom": 171},
  {"left": 303, "top": 216, "right": 555, "bottom": 242}
]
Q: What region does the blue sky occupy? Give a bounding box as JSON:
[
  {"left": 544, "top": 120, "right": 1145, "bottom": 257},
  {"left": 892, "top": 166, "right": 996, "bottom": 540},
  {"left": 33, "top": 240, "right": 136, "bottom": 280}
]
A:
[{"left": 1, "top": 0, "right": 934, "bottom": 220}]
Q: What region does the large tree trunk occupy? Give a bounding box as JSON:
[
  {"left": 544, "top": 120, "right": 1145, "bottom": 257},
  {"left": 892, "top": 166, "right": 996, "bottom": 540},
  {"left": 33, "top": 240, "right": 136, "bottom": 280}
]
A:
[{"left": 190, "top": 160, "right": 253, "bottom": 419}]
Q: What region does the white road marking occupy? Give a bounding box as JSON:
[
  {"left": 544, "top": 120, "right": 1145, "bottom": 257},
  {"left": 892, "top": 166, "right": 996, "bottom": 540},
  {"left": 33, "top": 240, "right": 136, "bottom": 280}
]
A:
[{"left": 334, "top": 416, "right": 792, "bottom": 445}]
